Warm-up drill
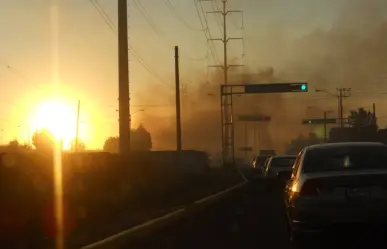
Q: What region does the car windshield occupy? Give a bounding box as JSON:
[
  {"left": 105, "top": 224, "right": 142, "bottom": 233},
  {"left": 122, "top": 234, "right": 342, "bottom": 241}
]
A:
[
  {"left": 303, "top": 146, "right": 387, "bottom": 173},
  {"left": 270, "top": 157, "right": 296, "bottom": 167}
]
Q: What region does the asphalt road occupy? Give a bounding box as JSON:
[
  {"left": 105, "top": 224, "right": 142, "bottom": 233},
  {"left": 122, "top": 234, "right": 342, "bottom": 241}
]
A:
[{"left": 127, "top": 177, "right": 387, "bottom": 249}]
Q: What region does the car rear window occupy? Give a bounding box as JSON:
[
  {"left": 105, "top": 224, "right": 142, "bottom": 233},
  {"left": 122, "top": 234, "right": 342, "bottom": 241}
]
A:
[
  {"left": 303, "top": 146, "right": 387, "bottom": 173},
  {"left": 270, "top": 157, "right": 296, "bottom": 167}
]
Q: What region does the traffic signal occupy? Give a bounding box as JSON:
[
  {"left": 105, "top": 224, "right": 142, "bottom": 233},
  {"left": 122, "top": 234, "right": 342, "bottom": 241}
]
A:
[
  {"left": 244, "top": 83, "right": 308, "bottom": 93},
  {"left": 302, "top": 118, "right": 337, "bottom": 124},
  {"left": 238, "top": 115, "right": 271, "bottom": 122},
  {"left": 261, "top": 116, "right": 271, "bottom": 121},
  {"left": 302, "top": 119, "right": 311, "bottom": 124}
]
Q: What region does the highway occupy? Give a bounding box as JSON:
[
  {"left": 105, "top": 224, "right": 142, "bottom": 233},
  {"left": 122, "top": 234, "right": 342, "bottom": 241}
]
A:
[{"left": 123, "top": 176, "right": 387, "bottom": 249}]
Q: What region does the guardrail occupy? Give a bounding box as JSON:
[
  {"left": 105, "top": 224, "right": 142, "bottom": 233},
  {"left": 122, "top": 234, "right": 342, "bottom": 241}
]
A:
[{"left": 81, "top": 172, "right": 248, "bottom": 249}]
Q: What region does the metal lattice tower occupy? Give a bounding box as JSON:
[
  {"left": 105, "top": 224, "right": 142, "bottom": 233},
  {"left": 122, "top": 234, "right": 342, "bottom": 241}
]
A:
[{"left": 201, "top": 0, "right": 244, "bottom": 166}]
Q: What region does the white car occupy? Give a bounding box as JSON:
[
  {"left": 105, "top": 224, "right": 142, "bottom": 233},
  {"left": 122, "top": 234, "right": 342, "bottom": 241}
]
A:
[{"left": 284, "top": 142, "right": 387, "bottom": 245}]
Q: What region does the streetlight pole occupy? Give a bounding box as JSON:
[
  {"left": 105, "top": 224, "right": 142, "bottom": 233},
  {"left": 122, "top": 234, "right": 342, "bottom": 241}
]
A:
[{"left": 315, "top": 88, "right": 351, "bottom": 129}]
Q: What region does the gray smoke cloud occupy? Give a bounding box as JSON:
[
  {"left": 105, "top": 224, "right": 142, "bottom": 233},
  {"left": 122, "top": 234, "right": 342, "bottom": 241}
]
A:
[{"left": 140, "top": 0, "right": 387, "bottom": 156}]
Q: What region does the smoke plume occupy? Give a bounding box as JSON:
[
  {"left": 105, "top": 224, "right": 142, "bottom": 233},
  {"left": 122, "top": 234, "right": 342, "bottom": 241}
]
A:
[{"left": 140, "top": 0, "right": 387, "bottom": 157}]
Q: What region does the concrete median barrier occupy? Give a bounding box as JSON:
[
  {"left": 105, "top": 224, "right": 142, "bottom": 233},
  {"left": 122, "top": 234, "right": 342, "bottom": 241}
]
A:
[{"left": 81, "top": 177, "right": 248, "bottom": 249}]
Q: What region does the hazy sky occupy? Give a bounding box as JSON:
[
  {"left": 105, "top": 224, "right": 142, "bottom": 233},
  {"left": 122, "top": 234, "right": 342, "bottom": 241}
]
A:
[{"left": 0, "top": 0, "right": 384, "bottom": 148}]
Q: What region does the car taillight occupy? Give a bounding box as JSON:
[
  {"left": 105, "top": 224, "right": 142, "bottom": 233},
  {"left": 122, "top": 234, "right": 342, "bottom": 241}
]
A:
[{"left": 299, "top": 178, "right": 322, "bottom": 196}]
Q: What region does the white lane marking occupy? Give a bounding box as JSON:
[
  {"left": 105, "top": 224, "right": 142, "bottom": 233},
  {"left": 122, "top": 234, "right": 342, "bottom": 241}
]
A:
[
  {"left": 237, "top": 169, "right": 249, "bottom": 182},
  {"left": 193, "top": 181, "right": 246, "bottom": 205}
]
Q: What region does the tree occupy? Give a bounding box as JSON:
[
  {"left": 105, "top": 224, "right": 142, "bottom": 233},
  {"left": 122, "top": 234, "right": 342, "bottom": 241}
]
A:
[
  {"left": 32, "top": 129, "right": 55, "bottom": 152},
  {"left": 348, "top": 108, "right": 376, "bottom": 128},
  {"left": 131, "top": 124, "right": 152, "bottom": 151},
  {"left": 8, "top": 139, "right": 20, "bottom": 149},
  {"left": 103, "top": 124, "right": 152, "bottom": 153},
  {"left": 103, "top": 136, "right": 119, "bottom": 153},
  {"left": 6, "top": 140, "right": 32, "bottom": 151},
  {"left": 70, "top": 139, "right": 86, "bottom": 152}
]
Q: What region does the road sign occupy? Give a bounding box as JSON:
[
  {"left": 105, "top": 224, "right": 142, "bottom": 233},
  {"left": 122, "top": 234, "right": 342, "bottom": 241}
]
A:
[
  {"left": 238, "top": 115, "right": 271, "bottom": 122},
  {"left": 244, "top": 83, "right": 308, "bottom": 94},
  {"left": 302, "top": 118, "right": 337, "bottom": 124},
  {"left": 239, "top": 147, "right": 253, "bottom": 151}
]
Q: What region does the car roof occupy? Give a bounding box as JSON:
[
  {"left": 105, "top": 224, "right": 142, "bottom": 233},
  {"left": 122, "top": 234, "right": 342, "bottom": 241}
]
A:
[
  {"left": 305, "top": 142, "right": 386, "bottom": 151},
  {"left": 269, "top": 155, "right": 296, "bottom": 159},
  {"left": 256, "top": 154, "right": 271, "bottom": 158}
]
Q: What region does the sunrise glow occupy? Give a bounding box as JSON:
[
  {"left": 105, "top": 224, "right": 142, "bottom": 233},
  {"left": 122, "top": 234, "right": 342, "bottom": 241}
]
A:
[{"left": 29, "top": 99, "right": 78, "bottom": 149}]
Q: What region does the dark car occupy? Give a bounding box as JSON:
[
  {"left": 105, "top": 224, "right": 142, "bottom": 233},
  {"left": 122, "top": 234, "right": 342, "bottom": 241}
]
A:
[
  {"left": 263, "top": 155, "right": 296, "bottom": 182},
  {"left": 284, "top": 142, "right": 387, "bottom": 245},
  {"left": 253, "top": 155, "right": 271, "bottom": 174}
]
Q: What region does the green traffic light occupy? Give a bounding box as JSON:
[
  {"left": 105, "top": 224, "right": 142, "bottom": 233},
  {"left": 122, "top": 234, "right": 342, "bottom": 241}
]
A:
[
  {"left": 301, "top": 84, "right": 307, "bottom": 91},
  {"left": 308, "top": 120, "right": 312, "bottom": 124}
]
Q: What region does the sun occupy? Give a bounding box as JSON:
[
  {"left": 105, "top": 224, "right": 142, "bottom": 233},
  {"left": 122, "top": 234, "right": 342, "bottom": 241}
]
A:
[{"left": 30, "top": 99, "right": 77, "bottom": 149}]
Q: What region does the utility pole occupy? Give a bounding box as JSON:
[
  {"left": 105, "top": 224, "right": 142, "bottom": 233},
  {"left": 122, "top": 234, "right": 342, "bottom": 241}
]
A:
[
  {"left": 337, "top": 88, "right": 351, "bottom": 129},
  {"left": 118, "top": 0, "right": 130, "bottom": 155},
  {"left": 202, "top": 0, "right": 244, "bottom": 166},
  {"left": 373, "top": 103, "right": 376, "bottom": 125},
  {"left": 244, "top": 122, "right": 247, "bottom": 160},
  {"left": 75, "top": 100, "right": 80, "bottom": 152},
  {"left": 323, "top": 111, "right": 327, "bottom": 141},
  {"left": 253, "top": 125, "right": 256, "bottom": 155},
  {"left": 175, "top": 46, "right": 182, "bottom": 151}
]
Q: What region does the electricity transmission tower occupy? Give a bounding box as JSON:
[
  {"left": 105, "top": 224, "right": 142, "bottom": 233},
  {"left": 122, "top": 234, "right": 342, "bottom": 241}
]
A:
[{"left": 204, "top": 0, "right": 244, "bottom": 166}]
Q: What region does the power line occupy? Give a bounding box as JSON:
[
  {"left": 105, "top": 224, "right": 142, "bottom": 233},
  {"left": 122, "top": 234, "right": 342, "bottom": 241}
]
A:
[
  {"left": 211, "top": 0, "right": 223, "bottom": 35},
  {"left": 1, "top": 62, "right": 46, "bottom": 95},
  {"left": 89, "top": 0, "right": 172, "bottom": 87},
  {"left": 163, "top": 0, "right": 205, "bottom": 32},
  {"left": 194, "top": 0, "right": 220, "bottom": 64},
  {"left": 94, "top": 0, "right": 116, "bottom": 30},
  {"left": 131, "top": 0, "right": 206, "bottom": 62},
  {"left": 198, "top": 2, "right": 220, "bottom": 64},
  {"left": 89, "top": 0, "right": 116, "bottom": 32},
  {"left": 132, "top": 0, "right": 164, "bottom": 38}
]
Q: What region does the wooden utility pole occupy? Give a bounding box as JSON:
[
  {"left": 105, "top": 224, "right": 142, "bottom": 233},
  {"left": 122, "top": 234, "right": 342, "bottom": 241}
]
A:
[
  {"left": 118, "top": 0, "right": 130, "bottom": 154},
  {"left": 323, "top": 111, "right": 327, "bottom": 141},
  {"left": 175, "top": 46, "right": 182, "bottom": 151},
  {"left": 75, "top": 100, "right": 80, "bottom": 152}
]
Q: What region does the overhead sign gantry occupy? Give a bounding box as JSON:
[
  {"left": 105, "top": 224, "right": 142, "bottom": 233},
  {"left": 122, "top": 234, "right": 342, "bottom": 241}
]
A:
[{"left": 220, "top": 82, "right": 308, "bottom": 166}]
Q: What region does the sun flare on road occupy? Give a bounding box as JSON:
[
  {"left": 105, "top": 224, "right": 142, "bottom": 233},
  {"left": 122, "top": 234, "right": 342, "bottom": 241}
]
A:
[{"left": 30, "top": 99, "right": 77, "bottom": 149}]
